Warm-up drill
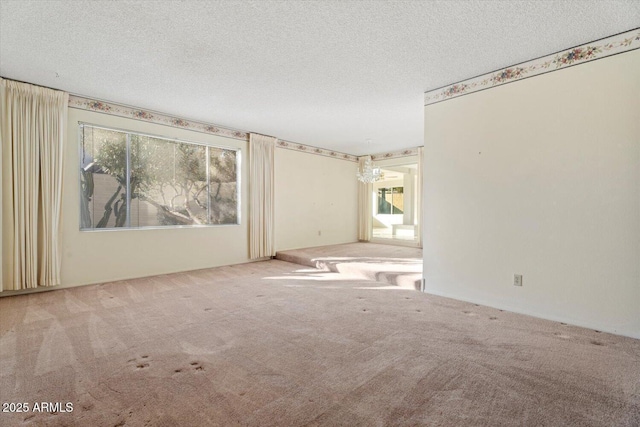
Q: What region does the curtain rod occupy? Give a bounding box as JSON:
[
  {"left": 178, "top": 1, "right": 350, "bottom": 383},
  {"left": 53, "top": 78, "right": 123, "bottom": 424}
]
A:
[{"left": 0, "top": 75, "right": 68, "bottom": 93}]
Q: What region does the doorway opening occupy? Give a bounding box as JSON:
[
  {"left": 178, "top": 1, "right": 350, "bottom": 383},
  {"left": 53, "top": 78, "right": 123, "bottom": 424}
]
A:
[{"left": 371, "top": 162, "right": 419, "bottom": 246}]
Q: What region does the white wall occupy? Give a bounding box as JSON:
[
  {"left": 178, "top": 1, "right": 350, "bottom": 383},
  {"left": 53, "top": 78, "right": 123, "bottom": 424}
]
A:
[
  {"left": 1, "top": 102, "right": 360, "bottom": 291},
  {"left": 57, "top": 108, "right": 359, "bottom": 288},
  {"left": 274, "top": 147, "right": 358, "bottom": 250},
  {"left": 423, "top": 50, "right": 640, "bottom": 338},
  {"left": 59, "top": 108, "right": 251, "bottom": 288}
]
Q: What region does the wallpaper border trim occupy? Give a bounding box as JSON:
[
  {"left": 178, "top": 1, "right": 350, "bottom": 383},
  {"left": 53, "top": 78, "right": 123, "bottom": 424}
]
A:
[
  {"left": 424, "top": 28, "right": 640, "bottom": 106},
  {"left": 69, "top": 95, "right": 249, "bottom": 141},
  {"left": 276, "top": 140, "right": 357, "bottom": 162},
  {"left": 69, "top": 95, "right": 359, "bottom": 161},
  {"left": 69, "top": 95, "right": 417, "bottom": 162},
  {"left": 370, "top": 147, "right": 420, "bottom": 161}
]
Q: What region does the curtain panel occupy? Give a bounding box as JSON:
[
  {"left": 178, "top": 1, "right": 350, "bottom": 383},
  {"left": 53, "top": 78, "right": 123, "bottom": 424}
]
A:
[
  {"left": 0, "top": 78, "right": 68, "bottom": 291},
  {"left": 248, "top": 133, "right": 276, "bottom": 259},
  {"left": 357, "top": 156, "right": 373, "bottom": 241},
  {"left": 417, "top": 146, "right": 424, "bottom": 248}
]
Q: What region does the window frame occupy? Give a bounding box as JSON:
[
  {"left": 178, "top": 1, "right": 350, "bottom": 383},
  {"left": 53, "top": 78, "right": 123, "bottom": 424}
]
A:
[{"left": 78, "top": 122, "right": 242, "bottom": 231}]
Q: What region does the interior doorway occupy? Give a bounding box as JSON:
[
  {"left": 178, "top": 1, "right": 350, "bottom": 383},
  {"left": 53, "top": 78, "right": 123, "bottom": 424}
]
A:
[{"left": 371, "top": 161, "right": 419, "bottom": 246}]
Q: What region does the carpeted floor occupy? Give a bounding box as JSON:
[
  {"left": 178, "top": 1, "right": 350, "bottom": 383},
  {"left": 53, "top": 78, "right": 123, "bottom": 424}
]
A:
[
  {"left": 0, "top": 244, "right": 639, "bottom": 426},
  {"left": 276, "top": 242, "right": 422, "bottom": 289}
]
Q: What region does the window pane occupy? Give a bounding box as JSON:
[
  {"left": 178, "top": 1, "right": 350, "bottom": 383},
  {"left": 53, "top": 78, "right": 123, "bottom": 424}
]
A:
[
  {"left": 131, "top": 135, "right": 207, "bottom": 227},
  {"left": 209, "top": 148, "right": 238, "bottom": 224},
  {"left": 80, "top": 124, "right": 240, "bottom": 230},
  {"left": 377, "top": 188, "right": 391, "bottom": 214},
  {"left": 392, "top": 187, "right": 404, "bottom": 214},
  {"left": 80, "top": 126, "right": 128, "bottom": 229}
]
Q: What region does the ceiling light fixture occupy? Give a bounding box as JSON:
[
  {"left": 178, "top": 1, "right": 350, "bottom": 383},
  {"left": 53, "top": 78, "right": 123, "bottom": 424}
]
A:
[{"left": 356, "top": 139, "right": 383, "bottom": 183}]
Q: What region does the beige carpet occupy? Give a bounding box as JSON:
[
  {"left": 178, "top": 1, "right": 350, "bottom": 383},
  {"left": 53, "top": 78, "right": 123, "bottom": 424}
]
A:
[
  {"left": 0, "top": 248, "right": 639, "bottom": 426},
  {"left": 276, "top": 242, "right": 423, "bottom": 290}
]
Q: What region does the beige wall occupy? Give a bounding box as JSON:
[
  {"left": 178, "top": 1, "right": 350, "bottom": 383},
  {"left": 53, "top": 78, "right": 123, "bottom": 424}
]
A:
[
  {"left": 423, "top": 50, "right": 640, "bottom": 338},
  {"left": 59, "top": 108, "right": 251, "bottom": 288},
  {"left": 274, "top": 147, "right": 358, "bottom": 250},
  {"left": 49, "top": 108, "right": 359, "bottom": 289}
]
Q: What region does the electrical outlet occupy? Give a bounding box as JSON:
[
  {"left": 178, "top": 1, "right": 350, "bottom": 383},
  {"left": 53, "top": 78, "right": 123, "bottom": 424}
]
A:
[
  {"left": 318, "top": 230, "right": 322, "bottom": 236},
  {"left": 514, "top": 274, "right": 523, "bottom": 287}
]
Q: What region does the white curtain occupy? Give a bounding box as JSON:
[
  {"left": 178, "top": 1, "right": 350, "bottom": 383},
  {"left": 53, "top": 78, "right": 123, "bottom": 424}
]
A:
[
  {"left": 417, "top": 146, "right": 424, "bottom": 248},
  {"left": 357, "top": 156, "right": 373, "bottom": 241},
  {"left": 249, "top": 133, "right": 276, "bottom": 259},
  {"left": 0, "top": 78, "right": 68, "bottom": 291}
]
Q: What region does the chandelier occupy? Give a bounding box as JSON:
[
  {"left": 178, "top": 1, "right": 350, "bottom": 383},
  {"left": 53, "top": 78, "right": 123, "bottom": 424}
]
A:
[{"left": 357, "top": 157, "right": 383, "bottom": 183}]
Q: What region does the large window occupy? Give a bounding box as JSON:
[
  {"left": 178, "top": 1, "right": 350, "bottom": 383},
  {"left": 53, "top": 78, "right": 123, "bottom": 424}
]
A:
[{"left": 79, "top": 124, "right": 240, "bottom": 230}]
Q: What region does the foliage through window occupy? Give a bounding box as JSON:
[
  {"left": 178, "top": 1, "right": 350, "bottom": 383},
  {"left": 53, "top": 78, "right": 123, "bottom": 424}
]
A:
[
  {"left": 376, "top": 187, "right": 403, "bottom": 215},
  {"left": 80, "top": 124, "right": 239, "bottom": 229}
]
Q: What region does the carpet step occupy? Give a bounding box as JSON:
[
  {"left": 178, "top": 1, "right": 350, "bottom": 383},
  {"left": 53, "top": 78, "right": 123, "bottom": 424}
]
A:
[{"left": 275, "top": 243, "right": 422, "bottom": 290}]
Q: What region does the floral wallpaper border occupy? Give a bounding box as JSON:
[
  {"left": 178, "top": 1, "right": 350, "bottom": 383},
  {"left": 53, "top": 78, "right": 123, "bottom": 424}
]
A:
[
  {"left": 276, "top": 143, "right": 420, "bottom": 163},
  {"left": 370, "top": 147, "right": 420, "bottom": 161},
  {"left": 276, "top": 140, "right": 358, "bottom": 162},
  {"left": 69, "top": 96, "right": 419, "bottom": 162},
  {"left": 69, "top": 95, "right": 249, "bottom": 141},
  {"left": 69, "top": 95, "right": 360, "bottom": 161},
  {"left": 424, "top": 28, "right": 640, "bottom": 106}
]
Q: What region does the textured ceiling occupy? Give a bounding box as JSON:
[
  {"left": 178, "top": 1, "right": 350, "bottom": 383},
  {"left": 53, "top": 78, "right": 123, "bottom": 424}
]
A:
[{"left": 1, "top": 1, "right": 638, "bottom": 155}]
